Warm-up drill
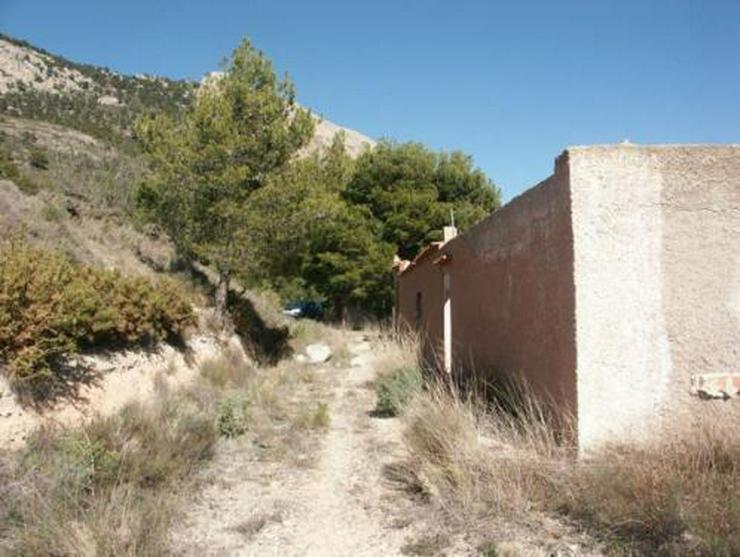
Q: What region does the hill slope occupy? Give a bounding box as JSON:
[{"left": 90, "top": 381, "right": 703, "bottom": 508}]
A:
[{"left": 0, "top": 33, "right": 375, "bottom": 155}]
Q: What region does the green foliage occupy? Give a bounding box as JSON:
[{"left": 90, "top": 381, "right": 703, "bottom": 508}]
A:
[
  {"left": 217, "top": 395, "right": 252, "bottom": 438},
  {"left": 0, "top": 239, "right": 195, "bottom": 398},
  {"left": 310, "top": 402, "right": 331, "bottom": 429},
  {"left": 304, "top": 202, "right": 395, "bottom": 318},
  {"left": 478, "top": 542, "right": 499, "bottom": 557},
  {"left": 374, "top": 366, "right": 423, "bottom": 417},
  {"left": 0, "top": 146, "right": 38, "bottom": 193},
  {"left": 29, "top": 147, "right": 49, "bottom": 170},
  {"left": 42, "top": 201, "right": 66, "bottom": 222},
  {"left": 136, "top": 38, "right": 314, "bottom": 316},
  {"left": 240, "top": 135, "right": 395, "bottom": 318},
  {"left": 346, "top": 141, "right": 501, "bottom": 259},
  {"left": 241, "top": 136, "right": 498, "bottom": 319}
]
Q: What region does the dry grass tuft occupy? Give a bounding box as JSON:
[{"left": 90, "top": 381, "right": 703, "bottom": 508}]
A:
[
  {"left": 560, "top": 417, "right": 740, "bottom": 555},
  {"left": 370, "top": 330, "right": 419, "bottom": 380},
  {"left": 0, "top": 387, "right": 217, "bottom": 555},
  {"left": 396, "top": 369, "right": 739, "bottom": 555},
  {"left": 401, "top": 382, "right": 565, "bottom": 520},
  {"left": 199, "top": 343, "right": 255, "bottom": 389},
  {"left": 401, "top": 532, "right": 451, "bottom": 555},
  {"left": 231, "top": 510, "right": 284, "bottom": 540}
]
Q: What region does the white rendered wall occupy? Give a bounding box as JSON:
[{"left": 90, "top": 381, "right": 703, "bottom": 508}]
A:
[{"left": 569, "top": 146, "right": 672, "bottom": 449}]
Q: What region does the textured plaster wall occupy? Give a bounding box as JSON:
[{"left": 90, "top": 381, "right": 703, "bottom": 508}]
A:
[
  {"left": 658, "top": 147, "right": 740, "bottom": 417},
  {"left": 444, "top": 159, "right": 578, "bottom": 419},
  {"left": 569, "top": 147, "right": 671, "bottom": 448},
  {"left": 396, "top": 247, "right": 445, "bottom": 368},
  {"left": 396, "top": 144, "right": 740, "bottom": 450},
  {"left": 570, "top": 145, "right": 740, "bottom": 448}
]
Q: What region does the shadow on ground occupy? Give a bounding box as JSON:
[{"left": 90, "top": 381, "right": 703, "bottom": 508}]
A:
[{"left": 228, "top": 291, "right": 292, "bottom": 365}]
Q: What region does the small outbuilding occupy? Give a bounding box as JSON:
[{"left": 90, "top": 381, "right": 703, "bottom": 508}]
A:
[{"left": 395, "top": 144, "right": 740, "bottom": 450}]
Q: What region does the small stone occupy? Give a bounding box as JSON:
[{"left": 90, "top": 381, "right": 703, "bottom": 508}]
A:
[{"left": 305, "top": 343, "right": 332, "bottom": 363}]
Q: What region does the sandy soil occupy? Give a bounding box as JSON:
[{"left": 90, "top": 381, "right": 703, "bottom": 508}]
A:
[
  {"left": 0, "top": 334, "right": 230, "bottom": 450},
  {"left": 172, "top": 331, "right": 603, "bottom": 557},
  {"left": 173, "top": 333, "right": 445, "bottom": 557}
]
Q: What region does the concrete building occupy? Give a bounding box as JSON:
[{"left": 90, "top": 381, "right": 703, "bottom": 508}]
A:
[{"left": 395, "top": 144, "right": 740, "bottom": 449}]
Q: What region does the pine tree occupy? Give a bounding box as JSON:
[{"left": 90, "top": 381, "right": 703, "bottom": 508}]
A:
[{"left": 136, "top": 39, "right": 314, "bottom": 323}]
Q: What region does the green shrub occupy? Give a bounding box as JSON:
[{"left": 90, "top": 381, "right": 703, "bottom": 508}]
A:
[
  {"left": 0, "top": 146, "right": 38, "bottom": 193},
  {"left": 217, "top": 395, "right": 251, "bottom": 438},
  {"left": 0, "top": 239, "right": 195, "bottom": 398},
  {"left": 29, "top": 147, "right": 50, "bottom": 170},
  {"left": 42, "top": 202, "right": 66, "bottom": 221},
  {"left": 374, "top": 366, "right": 422, "bottom": 417},
  {"left": 309, "top": 402, "right": 330, "bottom": 430}
]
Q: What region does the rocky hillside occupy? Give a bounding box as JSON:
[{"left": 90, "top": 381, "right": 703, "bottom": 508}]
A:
[
  {"left": 0, "top": 33, "right": 375, "bottom": 155},
  {"left": 0, "top": 33, "right": 375, "bottom": 275}
]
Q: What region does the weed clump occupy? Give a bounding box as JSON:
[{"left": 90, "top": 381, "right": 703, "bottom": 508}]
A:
[
  {"left": 0, "top": 146, "right": 38, "bottom": 193},
  {"left": 293, "top": 401, "right": 331, "bottom": 431},
  {"left": 217, "top": 395, "right": 252, "bottom": 438},
  {"left": 374, "top": 366, "right": 422, "bottom": 417}
]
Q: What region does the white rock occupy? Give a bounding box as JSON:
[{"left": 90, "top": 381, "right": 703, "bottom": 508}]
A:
[
  {"left": 97, "top": 95, "right": 121, "bottom": 106},
  {"left": 305, "top": 343, "right": 332, "bottom": 363}
]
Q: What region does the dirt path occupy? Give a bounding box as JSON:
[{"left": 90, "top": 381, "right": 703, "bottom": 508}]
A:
[{"left": 174, "top": 333, "right": 428, "bottom": 556}]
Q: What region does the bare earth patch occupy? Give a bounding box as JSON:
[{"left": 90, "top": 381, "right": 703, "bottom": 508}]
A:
[
  {"left": 172, "top": 331, "right": 604, "bottom": 556},
  {"left": 172, "top": 332, "right": 434, "bottom": 556}
]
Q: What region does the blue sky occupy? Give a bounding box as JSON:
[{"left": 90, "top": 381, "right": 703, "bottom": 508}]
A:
[{"left": 2, "top": 0, "right": 739, "bottom": 200}]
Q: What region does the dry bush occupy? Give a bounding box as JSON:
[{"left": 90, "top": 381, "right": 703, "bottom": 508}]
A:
[
  {"left": 0, "top": 388, "right": 217, "bottom": 555},
  {"left": 199, "top": 343, "right": 254, "bottom": 389},
  {"left": 398, "top": 368, "right": 738, "bottom": 556},
  {"left": 401, "top": 381, "right": 565, "bottom": 520},
  {"left": 0, "top": 238, "right": 194, "bottom": 399},
  {"left": 559, "top": 417, "right": 740, "bottom": 555}
]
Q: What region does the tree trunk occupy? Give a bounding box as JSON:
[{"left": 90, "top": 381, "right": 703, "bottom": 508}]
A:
[{"left": 215, "top": 270, "right": 231, "bottom": 329}]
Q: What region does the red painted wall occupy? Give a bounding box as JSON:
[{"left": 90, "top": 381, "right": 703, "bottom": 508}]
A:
[
  {"left": 395, "top": 245, "right": 444, "bottom": 369},
  {"left": 396, "top": 156, "right": 578, "bottom": 421}
]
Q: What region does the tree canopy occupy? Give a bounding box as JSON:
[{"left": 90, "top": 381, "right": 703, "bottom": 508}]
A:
[
  {"left": 136, "top": 37, "right": 500, "bottom": 322},
  {"left": 345, "top": 141, "right": 500, "bottom": 259},
  {"left": 135, "top": 39, "right": 314, "bottom": 319},
  {"left": 239, "top": 135, "right": 394, "bottom": 319},
  {"left": 239, "top": 136, "right": 499, "bottom": 319}
]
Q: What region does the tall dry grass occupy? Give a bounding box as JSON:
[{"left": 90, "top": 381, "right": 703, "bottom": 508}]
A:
[
  {"left": 402, "top": 381, "right": 568, "bottom": 519},
  {"left": 398, "top": 376, "right": 739, "bottom": 555},
  {"left": 560, "top": 417, "right": 739, "bottom": 555},
  {"left": 0, "top": 384, "right": 217, "bottom": 555}
]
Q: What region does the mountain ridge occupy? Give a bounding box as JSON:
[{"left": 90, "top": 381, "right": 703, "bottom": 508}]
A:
[{"left": 0, "top": 33, "right": 375, "bottom": 156}]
